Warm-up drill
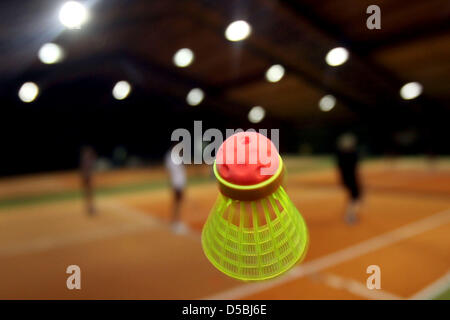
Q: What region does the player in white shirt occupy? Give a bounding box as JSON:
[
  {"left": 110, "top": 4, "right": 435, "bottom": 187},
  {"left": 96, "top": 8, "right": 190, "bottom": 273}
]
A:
[{"left": 164, "top": 147, "right": 188, "bottom": 234}]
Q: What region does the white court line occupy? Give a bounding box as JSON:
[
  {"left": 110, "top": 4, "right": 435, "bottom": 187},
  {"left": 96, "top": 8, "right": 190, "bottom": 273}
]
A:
[
  {"left": 317, "top": 273, "right": 403, "bottom": 300},
  {"left": 0, "top": 200, "right": 159, "bottom": 257},
  {"left": 0, "top": 222, "right": 153, "bottom": 256},
  {"left": 409, "top": 272, "right": 450, "bottom": 300},
  {"left": 103, "top": 199, "right": 201, "bottom": 241},
  {"left": 0, "top": 199, "right": 200, "bottom": 257},
  {"left": 204, "top": 209, "right": 450, "bottom": 300},
  {"left": 102, "top": 199, "right": 162, "bottom": 226}
]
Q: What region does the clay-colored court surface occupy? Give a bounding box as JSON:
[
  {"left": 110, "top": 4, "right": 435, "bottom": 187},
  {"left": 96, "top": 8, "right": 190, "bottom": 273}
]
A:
[{"left": 0, "top": 157, "right": 449, "bottom": 299}]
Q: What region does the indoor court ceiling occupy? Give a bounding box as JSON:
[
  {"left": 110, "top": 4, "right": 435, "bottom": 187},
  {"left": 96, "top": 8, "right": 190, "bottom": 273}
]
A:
[{"left": 0, "top": 0, "right": 449, "bottom": 127}]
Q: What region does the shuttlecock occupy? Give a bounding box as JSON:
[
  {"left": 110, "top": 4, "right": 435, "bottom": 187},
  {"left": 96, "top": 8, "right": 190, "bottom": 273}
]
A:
[{"left": 201, "top": 132, "right": 309, "bottom": 281}]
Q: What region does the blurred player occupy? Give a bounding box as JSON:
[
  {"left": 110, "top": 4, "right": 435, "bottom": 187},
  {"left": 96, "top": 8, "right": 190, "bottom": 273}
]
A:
[
  {"left": 164, "top": 145, "right": 188, "bottom": 234},
  {"left": 336, "top": 133, "right": 362, "bottom": 224},
  {"left": 80, "top": 146, "right": 97, "bottom": 216}
]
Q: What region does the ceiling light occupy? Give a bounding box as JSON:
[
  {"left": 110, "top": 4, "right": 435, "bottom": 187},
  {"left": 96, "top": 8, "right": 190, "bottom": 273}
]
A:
[
  {"left": 59, "top": 1, "right": 88, "bottom": 29},
  {"left": 18, "top": 82, "right": 39, "bottom": 103},
  {"left": 38, "top": 43, "right": 64, "bottom": 64},
  {"left": 265, "top": 64, "right": 285, "bottom": 83},
  {"left": 400, "top": 82, "right": 422, "bottom": 100},
  {"left": 248, "top": 106, "right": 266, "bottom": 123},
  {"left": 225, "top": 20, "right": 251, "bottom": 42},
  {"left": 173, "top": 48, "right": 194, "bottom": 68},
  {"left": 112, "top": 81, "right": 131, "bottom": 100},
  {"left": 186, "top": 88, "right": 204, "bottom": 106},
  {"left": 325, "top": 47, "right": 349, "bottom": 66},
  {"left": 319, "top": 94, "right": 336, "bottom": 112}
]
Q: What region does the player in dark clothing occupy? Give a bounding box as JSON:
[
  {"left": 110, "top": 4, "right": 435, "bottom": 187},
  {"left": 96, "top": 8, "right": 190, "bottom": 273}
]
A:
[
  {"left": 336, "top": 133, "right": 362, "bottom": 224},
  {"left": 80, "top": 146, "right": 97, "bottom": 216}
]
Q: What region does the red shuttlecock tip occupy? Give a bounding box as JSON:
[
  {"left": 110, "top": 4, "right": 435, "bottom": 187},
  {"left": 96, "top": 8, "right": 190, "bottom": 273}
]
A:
[{"left": 215, "top": 132, "right": 280, "bottom": 185}]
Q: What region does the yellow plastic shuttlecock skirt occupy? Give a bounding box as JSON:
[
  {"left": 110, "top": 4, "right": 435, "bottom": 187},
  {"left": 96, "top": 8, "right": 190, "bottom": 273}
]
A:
[{"left": 201, "top": 161, "right": 309, "bottom": 281}]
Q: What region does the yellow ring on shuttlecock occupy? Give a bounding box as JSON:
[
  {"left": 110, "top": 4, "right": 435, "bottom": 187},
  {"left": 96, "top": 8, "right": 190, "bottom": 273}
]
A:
[{"left": 213, "top": 155, "right": 284, "bottom": 201}]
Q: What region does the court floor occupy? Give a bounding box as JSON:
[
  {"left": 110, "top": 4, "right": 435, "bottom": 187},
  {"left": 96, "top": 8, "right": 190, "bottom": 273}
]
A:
[{"left": 0, "top": 157, "right": 448, "bottom": 299}]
